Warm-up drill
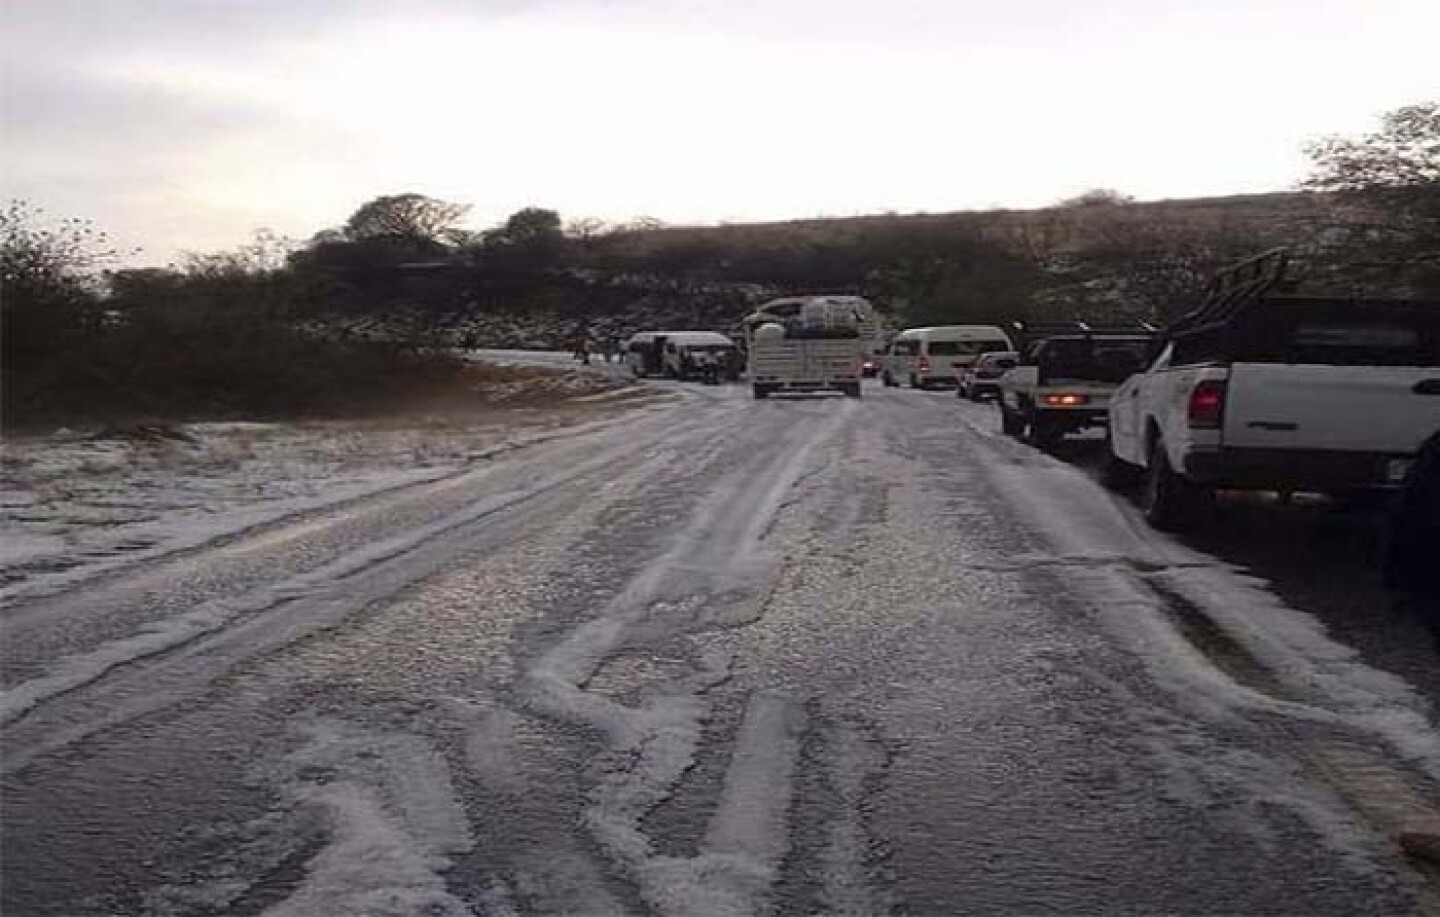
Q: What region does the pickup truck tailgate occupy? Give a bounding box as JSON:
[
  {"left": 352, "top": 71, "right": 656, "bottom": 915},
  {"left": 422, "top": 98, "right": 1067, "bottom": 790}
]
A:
[{"left": 1223, "top": 363, "right": 1440, "bottom": 453}]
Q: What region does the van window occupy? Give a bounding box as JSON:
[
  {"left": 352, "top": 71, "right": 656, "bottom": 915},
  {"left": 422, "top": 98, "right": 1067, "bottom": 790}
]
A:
[
  {"left": 929, "top": 340, "right": 1010, "bottom": 357},
  {"left": 1037, "top": 337, "right": 1150, "bottom": 383},
  {"left": 891, "top": 340, "right": 920, "bottom": 356}
]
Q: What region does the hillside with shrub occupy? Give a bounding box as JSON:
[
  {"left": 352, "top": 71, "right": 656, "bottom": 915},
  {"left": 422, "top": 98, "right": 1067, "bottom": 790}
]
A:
[{"left": 4, "top": 103, "right": 1434, "bottom": 427}]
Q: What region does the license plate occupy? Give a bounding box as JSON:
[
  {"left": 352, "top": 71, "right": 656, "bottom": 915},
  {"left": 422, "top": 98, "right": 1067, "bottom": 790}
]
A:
[{"left": 1386, "top": 458, "right": 1414, "bottom": 485}]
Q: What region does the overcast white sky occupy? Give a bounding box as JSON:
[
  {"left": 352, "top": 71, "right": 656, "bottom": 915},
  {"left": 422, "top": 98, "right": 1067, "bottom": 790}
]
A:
[{"left": 2, "top": 0, "right": 1436, "bottom": 264}]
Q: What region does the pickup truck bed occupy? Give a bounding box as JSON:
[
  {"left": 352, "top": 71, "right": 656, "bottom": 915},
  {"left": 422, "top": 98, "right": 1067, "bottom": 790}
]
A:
[{"left": 1109, "top": 295, "right": 1440, "bottom": 528}]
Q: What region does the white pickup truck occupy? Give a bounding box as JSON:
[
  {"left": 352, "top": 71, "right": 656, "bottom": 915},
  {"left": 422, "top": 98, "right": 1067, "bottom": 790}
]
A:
[
  {"left": 1106, "top": 251, "right": 1440, "bottom": 530},
  {"left": 997, "top": 326, "right": 1153, "bottom": 446}
]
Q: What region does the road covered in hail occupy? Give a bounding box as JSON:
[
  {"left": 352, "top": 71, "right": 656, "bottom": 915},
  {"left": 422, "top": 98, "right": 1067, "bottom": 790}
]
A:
[{"left": 5, "top": 373, "right": 1440, "bottom": 916}]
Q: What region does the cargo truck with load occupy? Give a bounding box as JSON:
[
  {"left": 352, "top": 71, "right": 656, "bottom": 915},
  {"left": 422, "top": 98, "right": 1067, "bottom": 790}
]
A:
[{"left": 744, "top": 295, "right": 879, "bottom": 399}]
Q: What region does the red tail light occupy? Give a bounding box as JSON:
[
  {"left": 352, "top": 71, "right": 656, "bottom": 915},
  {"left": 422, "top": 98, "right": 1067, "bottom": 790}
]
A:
[
  {"left": 1187, "top": 380, "right": 1226, "bottom": 428},
  {"left": 919, "top": 359, "right": 931, "bottom": 372},
  {"left": 1041, "top": 393, "right": 1089, "bottom": 407}
]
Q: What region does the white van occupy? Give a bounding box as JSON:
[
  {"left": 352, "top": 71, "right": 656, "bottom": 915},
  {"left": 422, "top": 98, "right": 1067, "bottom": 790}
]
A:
[
  {"left": 882, "top": 326, "right": 1015, "bottom": 389},
  {"left": 625, "top": 331, "right": 738, "bottom": 380}
]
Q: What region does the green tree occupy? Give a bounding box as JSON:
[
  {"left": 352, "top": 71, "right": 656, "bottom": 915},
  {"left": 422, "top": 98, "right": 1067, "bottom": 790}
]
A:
[
  {"left": 493, "top": 207, "right": 563, "bottom": 244},
  {"left": 479, "top": 208, "right": 565, "bottom": 274}
]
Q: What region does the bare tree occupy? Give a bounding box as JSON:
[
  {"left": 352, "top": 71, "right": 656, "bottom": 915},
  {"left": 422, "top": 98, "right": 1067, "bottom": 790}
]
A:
[
  {"left": 1304, "top": 103, "right": 1440, "bottom": 199},
  {"left": 565, "top": 217, "right": 610, "bottom": 240},
  {"left": 1302, "top": 101, "right": 1440, "bottom": 294},
  {"left": 343, "top": 194, "right": 471, "bottom": 244}
]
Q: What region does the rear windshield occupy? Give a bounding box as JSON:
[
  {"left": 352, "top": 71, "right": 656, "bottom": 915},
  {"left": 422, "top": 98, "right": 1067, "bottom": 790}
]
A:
[
  {"left": 929, "top": 340, "right": 1009, "bottom": 356},
  {"left": 1283, "top": 320, "right": 1425, "bottom": 366},
  {"left": 1038, "top": 338, "right": 1149, "bottom": 383},
  {"left": 1195, "top": 300, "right": 1440, "bottom": 367}
]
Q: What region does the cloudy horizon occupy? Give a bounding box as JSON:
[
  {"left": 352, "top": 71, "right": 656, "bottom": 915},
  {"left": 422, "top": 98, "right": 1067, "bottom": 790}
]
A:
[{"left": 3, "top": 0, "right": 1437, "bottom": 265}]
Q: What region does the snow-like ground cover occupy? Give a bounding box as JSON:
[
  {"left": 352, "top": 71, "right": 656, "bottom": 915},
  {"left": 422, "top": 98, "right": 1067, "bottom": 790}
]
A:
[{"left": 0, "top": 364, "right": 652, "bottom": 605}]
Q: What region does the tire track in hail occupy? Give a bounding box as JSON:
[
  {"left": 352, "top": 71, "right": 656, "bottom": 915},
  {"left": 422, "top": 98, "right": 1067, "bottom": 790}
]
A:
[
  {"left": 0, "top": 398, "right": 748, "bottom": 775},
  {"left": 519, "top": 399, "right": 854, "bottom": 916}
]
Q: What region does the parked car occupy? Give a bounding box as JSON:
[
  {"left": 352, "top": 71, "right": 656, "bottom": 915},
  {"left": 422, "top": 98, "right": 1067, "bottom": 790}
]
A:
[
  {"left": 882, "top": 326, "right": 1014, "bottom": 389},
  {"left": 1106, "top": 249, "right": 1440, "bottom": 530},
  {"left": 957, "top": 351, "right": 1019, "bottom": 400},
  {"left": 996, "top": 324, "right": 1154, "bottom": 446}
]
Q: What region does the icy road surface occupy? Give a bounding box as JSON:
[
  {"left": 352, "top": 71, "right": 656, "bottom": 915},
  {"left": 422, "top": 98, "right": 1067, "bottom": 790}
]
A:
[{"left": 5, "top": 379, "right": 1440, "bottom": 916}]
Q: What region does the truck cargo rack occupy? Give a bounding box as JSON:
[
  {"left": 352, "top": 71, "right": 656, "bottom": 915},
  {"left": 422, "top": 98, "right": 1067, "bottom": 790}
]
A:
[
  {"left": 1165, "top": 247, "right": 1292, "bottom": 339},
  {"left": 1010, "top": 319, "right": 1159, "bottom": 347}
]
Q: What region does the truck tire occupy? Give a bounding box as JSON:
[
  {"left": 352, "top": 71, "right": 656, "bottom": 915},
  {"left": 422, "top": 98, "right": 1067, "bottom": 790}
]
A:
[
  {"left": 1101, "top": 426, "right": 1142, "bottom": 489},
  {"left": 1000, "top": 404, "right": 1025, "bottom": 435},
  {"left": 1385, "top": 433, "right": 1440, "bottom": 597},
  {"left": 844, "top": 382, "right": 862, "bottom": 399},
  {"left": 1026, "top": 412, "right": 1063, "bottom": 450},
  {"left": 752, "top": 384, "right": 770, "bottom": 400},
  {"left": 910, "top": 374, "right": 922, "bottom": 389},
  {"left": 1143, "top": 436, "right": 1212, "bottom": 531}
]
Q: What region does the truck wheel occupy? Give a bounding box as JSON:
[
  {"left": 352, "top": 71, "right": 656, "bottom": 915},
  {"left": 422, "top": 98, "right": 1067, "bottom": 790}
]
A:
[
  {"left": 1143, "top": 436, "right": 1211, "bottom": 531},
  {"left": 1000, "top": 404, "right": 1024, "bottom": 435},
  {"left": 752, "top": 384, "right": 770, "bottom": 400},
  {"left": 909, "top": 374, "right": 921, "bottom": 389},
  {"left": 1102, "top": 427, "right": 1142, "bottom": 490},
  {"left": 844, "top": 382, "right": 862, "bottom": 399},
  {"left": 1026, "top": 414, "right": 1063, "bottom": 450},
  {"left": 1384, "top": 433, "right": 1440, "bottom": 595}
]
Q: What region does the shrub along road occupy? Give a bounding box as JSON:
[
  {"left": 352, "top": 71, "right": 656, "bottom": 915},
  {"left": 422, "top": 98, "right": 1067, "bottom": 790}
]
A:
[{"left": 4, "top": 378, "right": 1440, "bottom": 916}]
